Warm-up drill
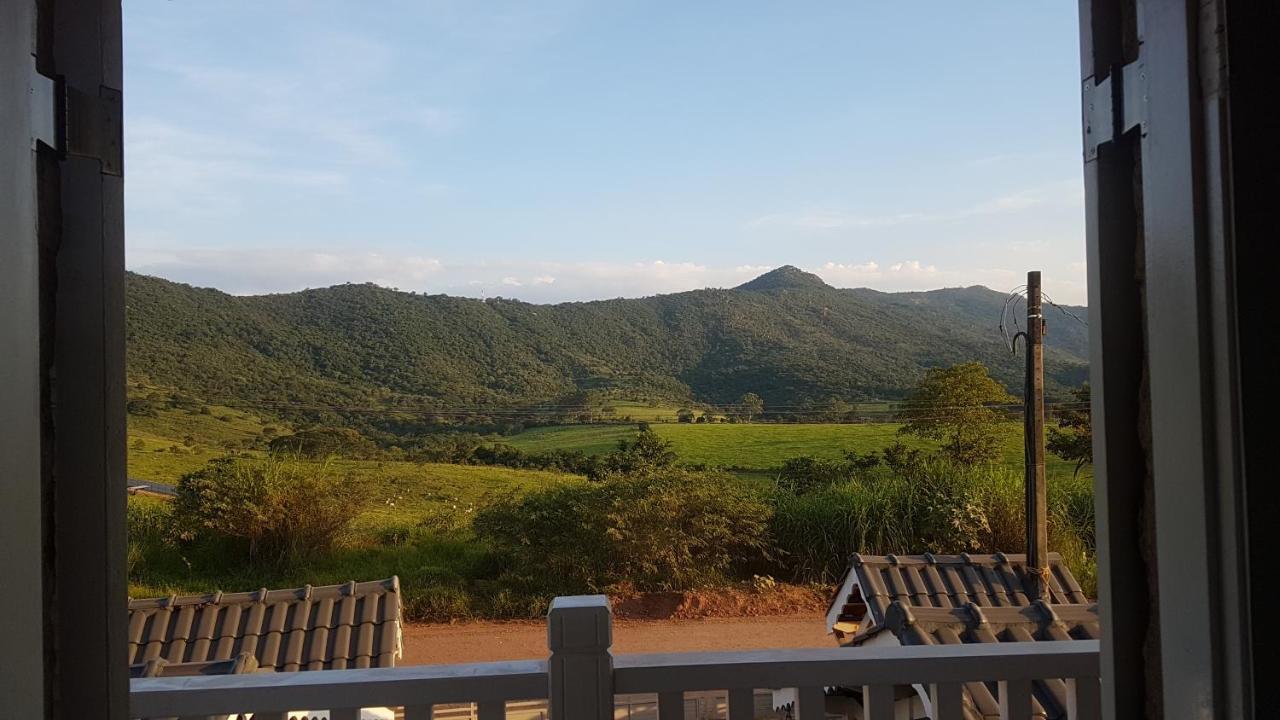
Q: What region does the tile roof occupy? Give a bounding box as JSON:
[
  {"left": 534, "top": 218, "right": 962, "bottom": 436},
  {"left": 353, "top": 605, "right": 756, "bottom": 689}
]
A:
[
  {"left": 127, "top": 578, "right": 402, "bottom": 673},
  {"left": 878, "top": 601, "right": 1100, "bottom": 720},
  {"left": 826, "top": 553, "right": 1095, "bottom": 720},
  {"left": 827, "top": 552, "right": 1088, "bottom": 637}
]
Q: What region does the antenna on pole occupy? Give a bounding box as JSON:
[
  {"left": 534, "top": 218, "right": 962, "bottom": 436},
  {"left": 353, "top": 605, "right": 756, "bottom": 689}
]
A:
[{"left": 1024, "top": 271, "right": 1049, "bottom": 599}]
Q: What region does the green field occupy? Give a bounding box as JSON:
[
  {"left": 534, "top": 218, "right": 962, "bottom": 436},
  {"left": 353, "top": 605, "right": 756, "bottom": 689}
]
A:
[
  {"left": 127, "top": 402, "right": 286, "bottom": 482},
  {"left": 328, "top": 460, "right": 582, "bottom": 533},
  {"left": 501, "top": 421, "right": 1087, "bottom": 480}
]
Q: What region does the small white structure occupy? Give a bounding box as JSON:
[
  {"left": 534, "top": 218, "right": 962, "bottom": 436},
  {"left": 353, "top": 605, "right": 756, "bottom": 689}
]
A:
[{"left": 813, "top": 552, "right": 1098, "bottom": 720}]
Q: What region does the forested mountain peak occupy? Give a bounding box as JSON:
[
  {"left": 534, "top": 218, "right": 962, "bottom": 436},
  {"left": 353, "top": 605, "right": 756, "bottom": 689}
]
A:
[{"left": 735, "top": 265, "right": 832, "bottom": 292}]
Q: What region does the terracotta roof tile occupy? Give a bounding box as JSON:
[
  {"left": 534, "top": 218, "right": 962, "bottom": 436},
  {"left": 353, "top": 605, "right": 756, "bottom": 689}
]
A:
[{"left": 127, "top": 577, "right": 401, "bottom": 672}]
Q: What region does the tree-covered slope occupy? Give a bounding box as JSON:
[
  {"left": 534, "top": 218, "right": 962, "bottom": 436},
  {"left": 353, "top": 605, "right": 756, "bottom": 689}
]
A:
[{"left": 125, "top": 266, "right": 1088, "bottom": 416}]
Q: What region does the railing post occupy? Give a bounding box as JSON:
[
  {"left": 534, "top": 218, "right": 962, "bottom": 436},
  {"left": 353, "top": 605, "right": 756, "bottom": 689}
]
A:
[
  {"left": 1066, "top": 677, "right": 1101, "bottom": 720},
  {"left": 548, "top": 595, "right": 614, "bottom": 720},
  {"left": 928, "top": 682, "right": 964, "bottom": 720},
  {"left": 860, "top": 685, "right": 893, "bottom": 720}
]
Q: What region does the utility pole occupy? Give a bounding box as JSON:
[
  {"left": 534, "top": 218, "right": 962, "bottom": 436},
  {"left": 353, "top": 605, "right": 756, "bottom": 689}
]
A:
[{"left": 1024, "top": 271, "right": 1049, "bottom": 598}]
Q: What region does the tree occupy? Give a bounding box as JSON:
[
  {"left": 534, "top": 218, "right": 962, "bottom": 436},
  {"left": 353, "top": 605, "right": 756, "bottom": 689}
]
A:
[
  {"left": 819, "top": 396, "right": 852, "bottom": 423},
  {"left": 676, "top": 407, "right": 695, "bottom": 423},
  {"left": 738, "top": 392, "right": 764, "bottom": 422},
  {"left": 589, "top": 429, "right": 678, "bottom": 480},
  {"left": 1047, "top": 383, "right": 1092, "bottom": 477},
  {"left": 897, "top": 362, "right": 1016, "bottom": 464},
  {"left": 267, "top": 426, "right": 379, "bottom": 459}
]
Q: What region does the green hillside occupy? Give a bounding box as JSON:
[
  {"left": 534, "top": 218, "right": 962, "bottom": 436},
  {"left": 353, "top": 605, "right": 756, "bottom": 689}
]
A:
[{"left": 125, "top": 266, "right": 1088, "bottom": 424}]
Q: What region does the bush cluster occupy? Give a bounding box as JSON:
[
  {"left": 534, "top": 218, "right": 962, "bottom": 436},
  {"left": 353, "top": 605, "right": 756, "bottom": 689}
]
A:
[
  {"left": 474, "top": 467, "right": 771, "bottom": 591},
  {"left": 173, "top": 457, "right": 366, "bottom": 566}
]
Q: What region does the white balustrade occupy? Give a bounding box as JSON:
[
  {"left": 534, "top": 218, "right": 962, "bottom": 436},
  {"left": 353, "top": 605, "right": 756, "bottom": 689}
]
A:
[{"left": 130, "top": 595, "right": 1101, "bottom": 720}]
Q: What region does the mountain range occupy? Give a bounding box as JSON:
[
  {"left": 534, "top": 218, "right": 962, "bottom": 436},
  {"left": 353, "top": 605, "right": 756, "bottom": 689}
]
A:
[{"left": 125, "top": 266, "right": 1089, "bottom": 422}]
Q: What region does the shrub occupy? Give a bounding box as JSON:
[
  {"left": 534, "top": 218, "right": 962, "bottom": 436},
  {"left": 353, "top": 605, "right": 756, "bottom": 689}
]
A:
[
  {"left": 587, "top": 430, "right": 677, "bottom": 480},
  {"left": 173, "top": 457, "right": 365, "bottom": 566},
  {"left": 268, "top": 427, "right": 379, "bottom": 459},
  {"left": 844, "top": 449, "right": 882, "bottom": 470},
  {"left": 882, "top": 441, "right": 924, "bottom": 472},
  {"left": 474, "top": 468, "right": 771, "bottom": 591},
  {"left": 409, "top": 433, "right": 484, "bottom": 463},
  {"left": 776, "top": 456, "right": 851, "bottom": 495},
  {"left": 471, "top": 443, "right": 596, "bottom": 475},
  {"left": 126, "top": 398, "right": 159, "bottom": 417}
]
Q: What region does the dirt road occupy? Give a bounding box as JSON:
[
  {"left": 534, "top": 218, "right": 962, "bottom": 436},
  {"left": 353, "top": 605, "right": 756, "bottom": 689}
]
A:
[{"left": 401, "top": 614, "right": 831, "bottom": 665}]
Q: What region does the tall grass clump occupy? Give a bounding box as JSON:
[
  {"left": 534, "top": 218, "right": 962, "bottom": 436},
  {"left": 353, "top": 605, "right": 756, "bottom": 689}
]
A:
[
  {"left": 127, "top": 494, "right": 176, "bottom": 579},
  {"left": 772, "top": 458, "right": 1096, "bottom": 591},
  {"left": 173, "top": 456, "right": 366, "bottom": 567}
]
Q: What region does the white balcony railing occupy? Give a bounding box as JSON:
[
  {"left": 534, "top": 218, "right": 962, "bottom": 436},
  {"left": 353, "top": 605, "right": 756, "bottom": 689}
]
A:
[{"left": 130, "top": 595, "right": 1101, "bottom": 720}]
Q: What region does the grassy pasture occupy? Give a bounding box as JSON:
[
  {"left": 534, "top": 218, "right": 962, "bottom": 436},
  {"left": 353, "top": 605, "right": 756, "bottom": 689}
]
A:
[
  {"left": 598, "top": 400, "right": 686, "bottom": 422},
  {"left": 502, "top": 422, "right": 1089, "bottom": 481},
  {"left": 328, "top": 460, "right": 583, "bottom": 533},
  {"left": 127, "top": 403, "right": 283, "bottom": 482}
]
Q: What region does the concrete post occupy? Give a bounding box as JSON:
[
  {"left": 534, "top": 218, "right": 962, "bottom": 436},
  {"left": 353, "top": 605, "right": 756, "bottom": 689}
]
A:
[{"left": 548, "top": 596, "right": 614, "bottom": 720}]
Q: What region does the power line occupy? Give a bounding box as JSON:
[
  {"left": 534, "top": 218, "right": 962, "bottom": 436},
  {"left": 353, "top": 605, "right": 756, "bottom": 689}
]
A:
[
  {"left": 1041, "top": 292, "right": 1089, "bottom": 328},
  {"left": 145, "top": 395, "right": 1089, "bottom": 415}
]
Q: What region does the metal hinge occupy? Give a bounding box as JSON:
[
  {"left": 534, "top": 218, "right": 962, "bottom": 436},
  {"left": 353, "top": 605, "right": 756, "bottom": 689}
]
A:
[
  {"left": 29, "top": 62, "right": 62, "bottom": 152},
  {"left": 1083, "top": 60, "right": 1148, "bottom": 161},
  {"left": 29, "top": 60, "right": 123, "bottom": 176}
]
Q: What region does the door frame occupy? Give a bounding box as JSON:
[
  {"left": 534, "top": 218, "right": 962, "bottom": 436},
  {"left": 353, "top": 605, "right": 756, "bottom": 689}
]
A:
[
  {"left": 1080, "top": 0, "right": 1261, "bottom": 717},
  {"left": 0, "top": 0, "right": 127, "bottom": 717}
]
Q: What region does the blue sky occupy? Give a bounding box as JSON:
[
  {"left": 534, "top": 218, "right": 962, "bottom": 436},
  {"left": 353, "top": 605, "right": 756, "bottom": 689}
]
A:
[{"left": 124, "top": 1, "right": 1087, "bottom": 303}]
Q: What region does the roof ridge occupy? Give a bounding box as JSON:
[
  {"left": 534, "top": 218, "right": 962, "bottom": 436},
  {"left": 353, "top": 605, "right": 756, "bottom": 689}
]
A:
[{"left": 127, "top": 577, "right": 400, "bottom": 609}]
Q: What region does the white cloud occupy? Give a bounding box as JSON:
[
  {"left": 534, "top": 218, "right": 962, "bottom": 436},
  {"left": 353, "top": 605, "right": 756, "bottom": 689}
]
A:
[
  {"left": 889, "top": 260, "right": 937, "bottom": 274},
  {"left": 128, "top": 246, "right": 443, "bottom": 295},
  {"left": 128, "top": 246, "right": 1043, "bottom": 300},
  {"left": 818, "top": 259, "right": 946, "bottom": 290},
  {"left": 822, "top": 261, "right": 879, "bottom": 274}
]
